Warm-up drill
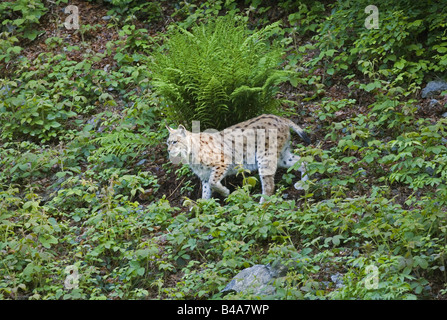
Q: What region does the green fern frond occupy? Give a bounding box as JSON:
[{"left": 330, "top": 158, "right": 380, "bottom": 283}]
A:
[
  {"left": 92, "top": 129, "right": 149, "bottom": 158},
  {"left": 150, "top": 14, "right": 290, "bottom": 131}
]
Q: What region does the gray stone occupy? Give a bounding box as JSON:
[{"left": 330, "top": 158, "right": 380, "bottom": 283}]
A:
[
  {"left": 428, "top": 99, "right": 440, "bottom": 108},
  {"left": 87, "top": 116, "right": 100, "bottom": 128},
  {"left": 221, "top": 264, "right": 287, "bottom": 296},
  {"left": 330, "top": 272, "right": 345, "bottom": 289},
  {"left": 136, "top": 159, "right": 147, "bottom": 166},
  {"left": 0, "top": 85, "right": 11, "bottom": 97},
  {"left": 421, "top": 81, "right": 447, "bottom": 98},
  {"left": 425, "top": 167, "right": 435, "bottom": 176}
]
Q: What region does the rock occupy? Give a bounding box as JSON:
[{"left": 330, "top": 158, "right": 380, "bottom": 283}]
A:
[
  {"left": 418, "top": 97, "right": 445, "bottom": 116},
  {"left": 428, "top": 99, "right": 440, "bottom": 108},
  {"left": 221, "top": 263, "right": 287, "bottom": 296},
  {"left": 425, "top": 167, "right": 435, "bottom": 176},
  {"left": 269, "top": 262, "right": 288, "bottom": 278},
  {"left": 136, "top": 159, "right": 147, "bottom": 166},
  {"left": 421, "top": 81, "right": 447, "bottom": 98},
  {"left": 442, "top": 112, "right": 447, "bottom": 118},
  {"left": 87, "top": 116, "right": 101, "bottom": 129},
  {"left": 0, "top": 85, "right": 11, "bottom": 97},
  {"left": 330, "top": 272, "right": 345, "bottom": 289},
  {"left": 86, "top": 116, "right": 106, "bottom": 133}
]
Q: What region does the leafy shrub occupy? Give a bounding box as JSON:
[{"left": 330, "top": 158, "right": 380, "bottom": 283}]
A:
[
  {"left": 311, "top": 0, "right": 447, "bottom": 86},
  {"left": 379, "top": 119, "right": 447, "bottom": 189},
  {"left": 151, "top": 14, "right": 290, "bottom": 130},
  {"left": 0, "top": 32, "right": 22, "bottom": 63},
  {"left": 0, "top": 93, "right": 76, "bottom": 143},
  {"left": 0, "top": 0, "right": 47, "bottom": 41},
  {"left": 104, "top": 0, "right": 162, "bottom": 24},
  {"left": 0, "top": 141, "right": 60, "bottom": 184}
]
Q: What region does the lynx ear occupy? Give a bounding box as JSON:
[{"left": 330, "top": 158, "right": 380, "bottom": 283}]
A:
[
  {"left": 177, "top": 125, "right": 187, "bottom": 136},
  {"left": 166, "top": 125, "right": 175, "bottom": 133}
]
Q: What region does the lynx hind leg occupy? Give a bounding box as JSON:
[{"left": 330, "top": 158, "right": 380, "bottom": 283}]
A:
[
  {"left": 279, "top": 147, "right": 308, "bottom": 190},
  {"left": 208, "top": 166, "right": 230, "bottom": 198}
]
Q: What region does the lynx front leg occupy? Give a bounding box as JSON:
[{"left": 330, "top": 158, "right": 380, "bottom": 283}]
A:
[
  {"left": 202, "top": 181, "right": 212, "bottom": 199},
  {"left": 259, "top": 174, "right": 275, "bottom": 203},
  {"left": 257, "top": 154, "right": 277, "bottom": 203}
]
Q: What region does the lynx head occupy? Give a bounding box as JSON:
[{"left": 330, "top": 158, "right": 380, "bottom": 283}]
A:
[{"left": 166, "top": 125, "right": 191, "bottom": 164}]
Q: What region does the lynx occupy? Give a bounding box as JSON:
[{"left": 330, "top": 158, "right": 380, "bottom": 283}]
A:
[{"left": 166, "top": 114, "right": 310, "bottom": 203}]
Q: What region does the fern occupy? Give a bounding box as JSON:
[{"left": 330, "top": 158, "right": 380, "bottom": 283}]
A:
[
  {"left": 151, "top": 14, "right": 290, "bottom": 130},
  {"left": 92, "top": 129, "right": 150, "bottom": 159}
]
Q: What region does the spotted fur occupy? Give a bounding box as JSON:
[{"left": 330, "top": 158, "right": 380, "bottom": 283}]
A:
[{"left": 166, "top": 114, "right": 310, "bottom": 203}]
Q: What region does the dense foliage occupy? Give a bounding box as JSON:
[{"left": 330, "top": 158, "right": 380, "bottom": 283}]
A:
[
  {"left": 312, "top": 0, "right": 447, "bottom": 87},
  {"left": 1, "top": 0, "right": 447, "bottom": 300}
]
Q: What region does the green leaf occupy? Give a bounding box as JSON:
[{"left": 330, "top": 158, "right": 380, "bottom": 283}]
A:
[
  {"left": 363, "top": 81, "right": 381, "bottom": 92},
  {"left": 23, "top": 262, "right": 36, "bottom": 278},
  {"left": 13, "top": 18, "right": 25, "bottom": 26},
  {"left": 23, "top": 30, "right": 42, "bottom": 41},
  {"left": 414, "top": 256, "right": 428, "bottom": 269},
  {"left": 394, "top": 59, "right": 406, "bottom": 70},
  {"left": 332, "top": 235, "right": 343, "bottom": 246},
  {"left": 39, "top": 234, "right": 58, "bottom": 249},
  {"left": 290, "top": 77, "right": 298, "bottom": 87},
  {"left": 50, "top": 121, "right": 61, "bottom": 128},
  {"left": 7, "top": 46, "right": 22, "bottom": 54},
  {"left": 137, "top": 267, "right": 145, "bottom": 276}
]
